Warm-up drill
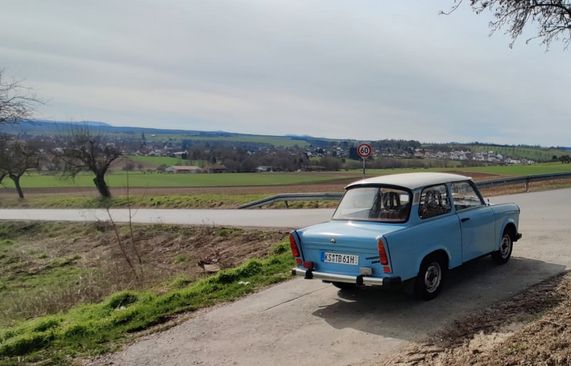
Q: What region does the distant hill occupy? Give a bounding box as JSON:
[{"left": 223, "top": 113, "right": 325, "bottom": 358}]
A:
[
  {"left": 0, "top": 120, "right": 313, "bottom": 148},
  {"left": 1, "top": 119, "right": 568, "bottom": 161}
]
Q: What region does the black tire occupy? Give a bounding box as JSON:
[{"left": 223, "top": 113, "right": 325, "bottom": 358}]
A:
[
  {"left": 331, "top": 282, "right": 357, "bottom": 291},
  {"left": 414, "top": 255, "right": 446, "bottom": 301},
  {"left": 492, "top": 230, "right": 513, "bottom": 264}
]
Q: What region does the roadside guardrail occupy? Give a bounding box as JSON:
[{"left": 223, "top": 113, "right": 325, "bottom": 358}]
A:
[
  {"left": 476, "top": 171, "right": 571, "bottom": 189},
  {"left": 238, "top": 192, "right": 344, "bottom": 209},
  {"left": 238, "top": 171, "right": 571, "bottom": 209}
]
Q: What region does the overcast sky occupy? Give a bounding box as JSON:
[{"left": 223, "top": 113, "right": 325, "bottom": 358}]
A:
[{"left": 0, "top": 1, "right": 568, "bottom": 146}]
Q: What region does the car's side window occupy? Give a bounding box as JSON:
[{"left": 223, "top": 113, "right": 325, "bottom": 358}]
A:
[
  {"left": 451, "top": 181, "right": 484, "bottom": 211},
  {"left": 419, "top": 184, "right": 451, "bottom": 219}
]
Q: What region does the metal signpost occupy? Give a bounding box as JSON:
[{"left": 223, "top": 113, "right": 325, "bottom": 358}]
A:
[{"left": 357, "top": 143, "right": 373, "bottom": 177}]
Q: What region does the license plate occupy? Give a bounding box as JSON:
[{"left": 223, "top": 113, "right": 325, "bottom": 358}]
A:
[{"left": 322, "top": 252, "right": 359, "bottom": 266}]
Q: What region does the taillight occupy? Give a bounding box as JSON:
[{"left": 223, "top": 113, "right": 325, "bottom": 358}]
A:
[
  {"left": 289, "top": 233, "right": 300, "bottom": 258},
  {"left": 303, "top": 261, "right": 314, "bottom": 270},
  {"left": 378, "top": 238, "right": 392, "bottom": 273},
  {"left": 377, "top": 238, "right": 389, "bottom": 266}
]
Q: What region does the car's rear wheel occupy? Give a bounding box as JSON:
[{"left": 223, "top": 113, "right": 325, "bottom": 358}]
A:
[
  {"left": 414, "top": 255, "right": 445, "bottom": 301},
  {"left": 331, "top": 282, "right": 357, "bottom": 291},
  {"left": 492, "top": 231, "right": 513, "bottom": 264}
]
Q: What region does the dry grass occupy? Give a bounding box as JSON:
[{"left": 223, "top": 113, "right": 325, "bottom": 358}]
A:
[
  {"left": 0, "top": 222, "right": 286, "bottom": 327},
  {"left": 384, "top": 272, "right": 571, "bottom": 366},
  {"left": 480, "top": 178, "right": 571, "bottom": 197}
]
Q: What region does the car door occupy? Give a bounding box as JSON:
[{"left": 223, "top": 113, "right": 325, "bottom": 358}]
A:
[
  {"left": 451, "top": 181, "right": 496, "bottom": 262},
  {"left": 415, "top": 184, "right": 463, "bottom": 269}
]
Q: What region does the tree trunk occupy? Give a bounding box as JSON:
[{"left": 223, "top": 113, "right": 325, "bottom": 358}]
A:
[
  {"left": 11, "top": 174, "right": 24, "bottom": 199},
  {"left": 93, "top": 173, "right": 111, "bottom": 198}
]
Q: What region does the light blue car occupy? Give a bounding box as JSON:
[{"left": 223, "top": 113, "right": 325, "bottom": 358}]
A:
[{"left": 290, "top": 173, "right": 522, "bottom": 300}]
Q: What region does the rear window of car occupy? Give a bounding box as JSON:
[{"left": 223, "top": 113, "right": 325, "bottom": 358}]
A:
[{"left": 333, "top": 186, "right": 412, "bottom": 223}]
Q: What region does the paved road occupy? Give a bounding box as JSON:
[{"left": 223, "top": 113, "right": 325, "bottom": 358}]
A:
[
  {"left": 83, "top": 188, "right": 571, "bottom": 366},
  {"left": 0, "top": 207, "right": 334, "bottom": 228}
]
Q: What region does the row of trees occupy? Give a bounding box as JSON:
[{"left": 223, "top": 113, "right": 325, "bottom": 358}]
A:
[
  {"left": 1, "top": 70, "right": 123, "bottom": 199},
  {"left": 0, "top": 129, "right": 122, "bottom": 199}
]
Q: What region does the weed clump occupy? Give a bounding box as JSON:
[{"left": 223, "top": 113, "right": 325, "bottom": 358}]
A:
[
  {"left": 32, "top": 317, "right": 61, "bottom": 333},
  {"left": 106, "top": 292, "right": 139, "bottom": 310},
  {"left": 0, "top": 332, "right": 54, "bottom": 357},
  {"left": 272, "top": 242, "right": 288, "bottom": 255}
]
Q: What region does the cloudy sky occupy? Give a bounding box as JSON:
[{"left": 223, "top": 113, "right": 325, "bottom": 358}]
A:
[{"left": 0, "top": 1, "right": 568, "bottom": 145}]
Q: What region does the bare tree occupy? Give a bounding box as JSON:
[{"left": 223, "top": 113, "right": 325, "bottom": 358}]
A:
[
  {"left": 0, "top": 136, "right": 6, "bottom": 185},
  {"left": 0, "top": 70, "right": 41, "bottom": 124},
  {"left": 448, "top": 1, "right": 571, "bottom": 48},
  {"left": 60, "top": 127, "right": 122, "bottom": 198},
  {"left": 0, "top": 136, "right": 40, "bottom": 199}
]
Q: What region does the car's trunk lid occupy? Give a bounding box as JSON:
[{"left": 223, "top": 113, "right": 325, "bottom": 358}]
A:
[{"left": 297, "top": 220, "right": 406, "bottom": 275}]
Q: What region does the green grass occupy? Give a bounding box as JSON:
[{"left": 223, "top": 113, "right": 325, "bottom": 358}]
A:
[
  {"left": 0, "top": 241, "right": 294, "bottom": 364},
  {"left": 443, "top": 163, "right": 571, "bottom": 176},
  {"left": 0, "top": 224, "right": 95, "bottom": 328},
  {"left": 2, "top": 163, "right": 570, "bottom": 192},
  {"left": 0, "top": 193, "right": 341, "bottom": 209},
  {"left": 0, "top": 171, "right": 351, "bottom": 189},
  {"left": 0, "top": 193, "right": 267, "bottom": 209},
  {"left": 361, "top": 162, "right": 571, "bottom": 177}
]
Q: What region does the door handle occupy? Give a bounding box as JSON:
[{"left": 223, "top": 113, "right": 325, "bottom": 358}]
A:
[{"left": 461, "top": 217, "right": 470, "bottom": 223}]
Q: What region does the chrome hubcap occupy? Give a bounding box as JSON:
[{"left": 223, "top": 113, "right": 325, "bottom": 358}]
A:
[
  {"left": 500, "top": 235, "right": 512, "bottom": 258},
  {"left": 424, "top": 262, "right": 442, "bottom": 293}
]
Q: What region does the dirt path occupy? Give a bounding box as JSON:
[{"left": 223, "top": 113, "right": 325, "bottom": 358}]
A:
[{"left": 384, "top": 272, "right": 571, "bottom": 365}]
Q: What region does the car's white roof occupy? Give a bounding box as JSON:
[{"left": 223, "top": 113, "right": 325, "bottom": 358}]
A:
[{"left": 346, "top": 172, "right": 471, "bottom": 190}]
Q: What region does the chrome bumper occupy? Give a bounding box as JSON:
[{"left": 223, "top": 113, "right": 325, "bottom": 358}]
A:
[{"left": 292, "top": 268, "right": 400, "bottom": 287}]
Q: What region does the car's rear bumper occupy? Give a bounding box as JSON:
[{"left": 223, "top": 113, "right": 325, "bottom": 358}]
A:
[{"left": 292, "top": 268, "right": 401, "bottom": 287}]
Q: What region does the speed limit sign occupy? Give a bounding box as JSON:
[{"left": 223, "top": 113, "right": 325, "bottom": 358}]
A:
[{"left": 357, "top": 143, "right": 373, "bottom": 159}]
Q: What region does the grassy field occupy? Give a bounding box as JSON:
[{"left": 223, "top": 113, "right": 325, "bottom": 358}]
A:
[
  {"left": 362, "top": 162, "right": 571, "bottom": 178},
  {"left": 0, "top": 171, "right": 353, "bottom": 189},
  {"left": 449, "top": 164, "right": 571, "bottom": 176},
  {"left": 0, "top": 222, "right": 292, "bottom": 364},
  {"left": 0, "top": 193, "right": 267, "bottom": 209},
  {"left": 0, "top": 193, "right": 342, "bottom": 209},
  {"left": 2, "top": 178, "right": 571, "bottom": 209},
  {"left": 1, "top": 163, "right": 570, "bottom": 191}
]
